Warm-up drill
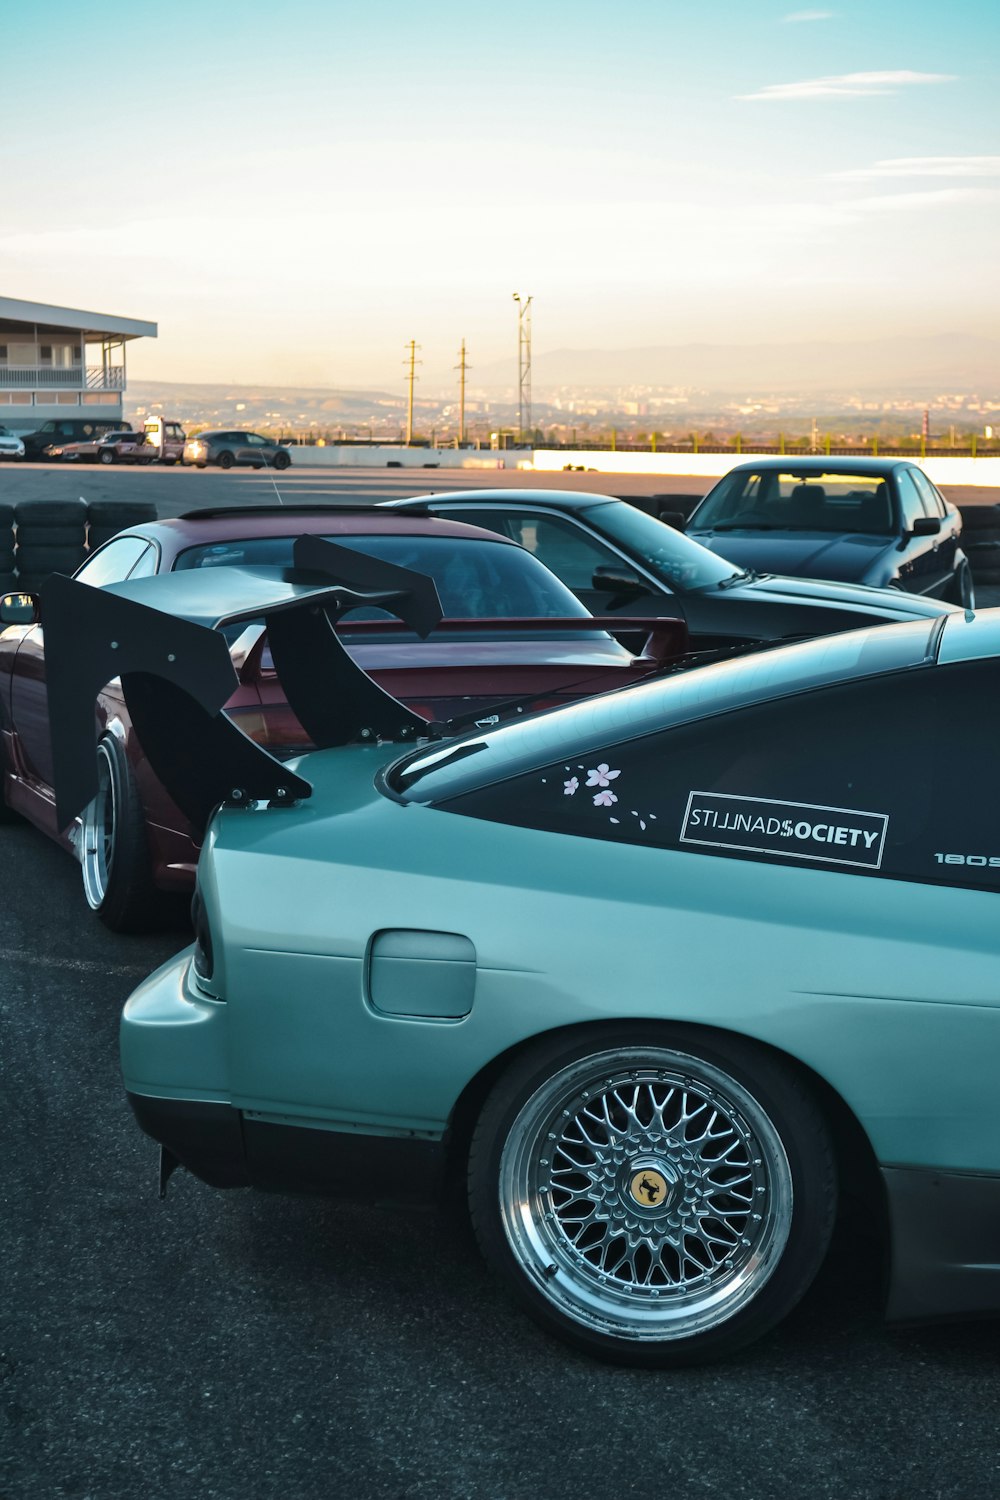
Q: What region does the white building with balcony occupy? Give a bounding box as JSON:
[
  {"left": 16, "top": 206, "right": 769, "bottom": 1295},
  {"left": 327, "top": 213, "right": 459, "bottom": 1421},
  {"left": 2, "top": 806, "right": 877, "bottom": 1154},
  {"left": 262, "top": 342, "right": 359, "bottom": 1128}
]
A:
[{"left": 0, "top": 295, "right": 156, "bottom": 432}]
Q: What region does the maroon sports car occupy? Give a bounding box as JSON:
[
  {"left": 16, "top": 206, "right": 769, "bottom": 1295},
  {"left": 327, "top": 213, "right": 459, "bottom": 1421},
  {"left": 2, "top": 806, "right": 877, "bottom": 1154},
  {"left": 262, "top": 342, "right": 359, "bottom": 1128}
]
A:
[{"left": 0, "top": 506, "right": 685, "bottom": 931}]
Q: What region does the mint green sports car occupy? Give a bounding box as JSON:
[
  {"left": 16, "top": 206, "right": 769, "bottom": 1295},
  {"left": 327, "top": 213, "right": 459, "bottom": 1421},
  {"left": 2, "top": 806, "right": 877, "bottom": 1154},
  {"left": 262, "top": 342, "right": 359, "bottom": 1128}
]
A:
[{"left": 47, "top": 557, "right": 1000, "bottom": 1366}]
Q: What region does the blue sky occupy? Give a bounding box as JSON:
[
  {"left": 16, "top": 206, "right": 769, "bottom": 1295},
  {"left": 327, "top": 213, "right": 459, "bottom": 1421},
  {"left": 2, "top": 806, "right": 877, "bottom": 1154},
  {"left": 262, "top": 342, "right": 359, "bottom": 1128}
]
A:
[{"left": 2, "top": 0, "right": 997, "bottom": 389}]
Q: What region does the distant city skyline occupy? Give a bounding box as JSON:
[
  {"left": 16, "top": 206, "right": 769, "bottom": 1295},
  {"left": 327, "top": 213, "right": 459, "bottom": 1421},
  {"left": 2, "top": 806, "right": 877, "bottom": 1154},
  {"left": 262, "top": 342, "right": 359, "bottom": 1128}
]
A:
[{"left": 3, "top": 0, "right": 997, "bottom": 391}]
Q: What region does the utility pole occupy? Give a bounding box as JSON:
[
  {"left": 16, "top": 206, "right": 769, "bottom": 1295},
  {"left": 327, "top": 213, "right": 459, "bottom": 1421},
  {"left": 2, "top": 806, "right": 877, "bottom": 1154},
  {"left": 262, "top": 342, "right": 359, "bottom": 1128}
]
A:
[
  {"left": 513, "top": 293, "right": 532, "bottom": 444},
  {"left": 455, "top": 338, "right": 470, "bottom": 446},
  {"left": 403, "top": 339, "right": 421, "bottom": 445}
]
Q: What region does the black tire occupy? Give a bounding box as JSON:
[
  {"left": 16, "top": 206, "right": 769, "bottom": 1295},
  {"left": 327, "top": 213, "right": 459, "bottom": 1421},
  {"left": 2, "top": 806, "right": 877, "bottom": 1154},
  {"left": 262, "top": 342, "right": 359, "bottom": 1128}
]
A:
[
  {"left": 98, "top": 448, "right": 116, "bottom": 464},
  {"left": 14, "top": 525, "right": 86, "bottom": 548},
  {"left": 0, "top": 551, "right": 16, "bottom": 574},
  {"left": 272, "top": 450, "right": 291, "bottom": 471},
  {"left": 468, "top": 1024, "right": 837, "bottom": 1367},
  {"left": 79, "top": 733, "right": 162, "bottom": 932},
  {"left": 0, "top": 503, "right": 14, "bottom": 528},
  {"left": 0, "top": 733, "right": 22, "bottom": 825},
  {"left": 15, "top": 544, "right": 87, "bottom": 575},
  {"left": 86, "top": 500, "right": 158, "bottom": 528},
  {"left": 945, "top": 561, "right": 976, "bottom": 609},
  {"left": 217, "top": 451, "right": 235, "bottom": 470},
  {"left": 0, "top": 570, "right": 19, "bottom": 593},
  {"left": 14, "top": 498, "right": 88, "bottom": 527}
]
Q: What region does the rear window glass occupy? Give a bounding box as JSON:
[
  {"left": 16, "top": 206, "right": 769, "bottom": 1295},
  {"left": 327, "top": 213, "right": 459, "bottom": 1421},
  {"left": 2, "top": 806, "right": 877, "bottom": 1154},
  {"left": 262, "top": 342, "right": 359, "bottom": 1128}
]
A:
[{"left": 174, "top": 534, "right": 594, "bottom": 620}]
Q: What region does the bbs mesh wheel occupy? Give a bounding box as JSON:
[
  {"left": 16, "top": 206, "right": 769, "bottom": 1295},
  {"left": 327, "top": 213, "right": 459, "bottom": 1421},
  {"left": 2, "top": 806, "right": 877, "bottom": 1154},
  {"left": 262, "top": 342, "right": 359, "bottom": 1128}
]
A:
[{"left": 469, "top": 1026, "right": 836, "bottom": 1366}]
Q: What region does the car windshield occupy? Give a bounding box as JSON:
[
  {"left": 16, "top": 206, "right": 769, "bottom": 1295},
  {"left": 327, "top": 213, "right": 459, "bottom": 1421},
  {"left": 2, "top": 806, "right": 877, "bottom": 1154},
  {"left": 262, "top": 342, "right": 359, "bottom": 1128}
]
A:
[
  {"left": 174, "top": 533, "right": 597, "bottom": 620},
  {"left": 583, "top": 501, "right": 739, "bottom": 590},
  {"left": 690, "top": 470, "right": 896, "bottom": 536}
]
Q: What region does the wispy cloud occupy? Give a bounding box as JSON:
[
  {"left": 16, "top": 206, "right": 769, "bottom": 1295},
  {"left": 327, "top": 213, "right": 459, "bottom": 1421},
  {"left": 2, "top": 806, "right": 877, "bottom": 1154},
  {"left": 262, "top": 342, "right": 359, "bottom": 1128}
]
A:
[
  {"left": 782, "top": 10, "right": 834, "bottom": 21},
  {"left": 842, "top": 186, "right": 1000, "bottom": 214},
  {"left": 832, "top": 155, "right": 1000, "bottom": 180},
  {"left": 740, "top": 69, "right": 955, "bottom": 102}
]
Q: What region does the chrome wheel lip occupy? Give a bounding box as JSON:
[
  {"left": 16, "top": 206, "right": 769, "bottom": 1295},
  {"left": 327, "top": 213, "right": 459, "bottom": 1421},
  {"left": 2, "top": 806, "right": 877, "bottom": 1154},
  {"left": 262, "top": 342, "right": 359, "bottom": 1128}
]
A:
[
  {"left": 498, "top": 1047, "right": 793, "bottom": 1343},
  {"left": 80, "top": 741, "right": 116, "bottom": 911}
]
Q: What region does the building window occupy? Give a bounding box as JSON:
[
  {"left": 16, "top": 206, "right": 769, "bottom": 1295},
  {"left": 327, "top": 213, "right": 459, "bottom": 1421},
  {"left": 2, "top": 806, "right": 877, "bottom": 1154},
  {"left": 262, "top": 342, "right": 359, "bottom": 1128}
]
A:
[
  {"left": 8, "top": 392, "right": 32, "bottom": 404},
  {"left": 50, "top": 392, "right": 80, "bottom": 405}
]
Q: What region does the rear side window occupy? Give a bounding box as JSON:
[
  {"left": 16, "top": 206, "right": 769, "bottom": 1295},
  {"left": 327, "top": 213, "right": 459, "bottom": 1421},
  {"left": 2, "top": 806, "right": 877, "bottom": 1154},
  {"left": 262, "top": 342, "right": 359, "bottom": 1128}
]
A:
[{"left": 438, "top": 660, "right": 1000, "bottom": 891}]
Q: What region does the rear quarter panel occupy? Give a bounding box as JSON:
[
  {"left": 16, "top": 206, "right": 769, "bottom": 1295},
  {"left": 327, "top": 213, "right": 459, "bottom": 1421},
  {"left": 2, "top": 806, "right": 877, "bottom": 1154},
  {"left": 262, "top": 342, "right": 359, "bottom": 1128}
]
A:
[{"left": 209, "top": 764, "right": 1000, "bottom": 1175}]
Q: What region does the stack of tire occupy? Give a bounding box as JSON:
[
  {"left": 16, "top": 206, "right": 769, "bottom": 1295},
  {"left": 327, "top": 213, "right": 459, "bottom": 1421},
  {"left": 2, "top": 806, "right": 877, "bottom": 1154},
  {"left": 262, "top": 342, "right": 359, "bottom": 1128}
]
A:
[
  {"left": 14, "top": 498, "right": 89, "bottom": 594},
  {"left": 86, "top": 499, "right": 158, "bottom": 551},
  {"left": 960, "top": 504, "right": 1000, "bottom": 588},
  {"left": 0, "top": 505, "right": 15, "bottom": 596},
  {"left": 11, "top": 499, "right": 160, "bottom": 592}
]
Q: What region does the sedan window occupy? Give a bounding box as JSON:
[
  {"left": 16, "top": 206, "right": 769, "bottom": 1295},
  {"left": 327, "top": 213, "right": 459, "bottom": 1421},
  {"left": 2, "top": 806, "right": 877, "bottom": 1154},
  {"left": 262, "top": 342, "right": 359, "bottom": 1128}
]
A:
[
  {"left": 75, "top": 536, "right": 156, "bottom": 587},
  {"left": 909, "top": 468, "right": 947, "bottom": 519},
  {"left": 896, "top": 471, "right": 927, "bottom": 531},
  {"left": 459, "top": 511, "right": 631, "bottom": 593}
]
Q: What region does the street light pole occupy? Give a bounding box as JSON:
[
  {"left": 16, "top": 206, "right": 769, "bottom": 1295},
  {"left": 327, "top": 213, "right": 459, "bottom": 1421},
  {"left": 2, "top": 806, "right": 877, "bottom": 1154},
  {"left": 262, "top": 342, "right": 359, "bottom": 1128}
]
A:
[{"left": 512, "top": 293, "right": 532, "bottom": 444}]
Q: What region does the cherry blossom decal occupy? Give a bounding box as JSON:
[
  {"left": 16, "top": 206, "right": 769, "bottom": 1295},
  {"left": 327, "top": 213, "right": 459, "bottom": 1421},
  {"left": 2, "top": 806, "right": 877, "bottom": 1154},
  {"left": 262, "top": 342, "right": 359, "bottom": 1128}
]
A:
[{"left": 551, "top": 761, "right": 656, "bottom": 835}]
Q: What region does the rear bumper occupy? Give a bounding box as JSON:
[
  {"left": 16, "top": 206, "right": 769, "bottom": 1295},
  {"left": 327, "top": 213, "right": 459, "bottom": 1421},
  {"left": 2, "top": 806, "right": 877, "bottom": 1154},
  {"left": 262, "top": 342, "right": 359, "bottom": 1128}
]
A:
[
  {"left": 883, "top": 1165, "right": 1000, "bottom": 1322},
  {"left": 122, "top": 950, "right": 446, "bottom": 1201},
  {"left": 127, "top": 1091, "right": 446, "bottom": 1201}
]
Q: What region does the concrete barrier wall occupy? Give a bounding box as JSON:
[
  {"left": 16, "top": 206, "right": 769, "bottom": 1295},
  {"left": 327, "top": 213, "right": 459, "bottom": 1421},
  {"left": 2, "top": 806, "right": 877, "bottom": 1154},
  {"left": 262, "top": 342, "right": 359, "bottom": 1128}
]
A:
[{"left": 288, "top": 445, "right": 1000, "bottom": 488}]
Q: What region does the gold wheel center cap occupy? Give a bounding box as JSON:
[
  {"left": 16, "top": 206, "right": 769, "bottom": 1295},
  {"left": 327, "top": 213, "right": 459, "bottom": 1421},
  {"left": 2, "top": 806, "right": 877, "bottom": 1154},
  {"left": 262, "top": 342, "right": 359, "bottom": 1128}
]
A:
[{"left": 629, "top": 1167, "right": 669, "bottom": 1208}]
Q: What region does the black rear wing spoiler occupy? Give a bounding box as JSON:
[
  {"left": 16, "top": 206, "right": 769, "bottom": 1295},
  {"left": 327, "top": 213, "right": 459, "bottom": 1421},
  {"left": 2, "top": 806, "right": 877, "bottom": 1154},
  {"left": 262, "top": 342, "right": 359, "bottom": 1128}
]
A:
[{"left": 44, "top": 535, "right": 443, "bottom": 833}]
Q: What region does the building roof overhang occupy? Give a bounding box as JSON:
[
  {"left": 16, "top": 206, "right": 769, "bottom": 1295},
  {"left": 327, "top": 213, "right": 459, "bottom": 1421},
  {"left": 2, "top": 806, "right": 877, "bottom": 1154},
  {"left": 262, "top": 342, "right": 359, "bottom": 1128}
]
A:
[{"left": 0, "top": 295, "right": 156, "bottom": 342}]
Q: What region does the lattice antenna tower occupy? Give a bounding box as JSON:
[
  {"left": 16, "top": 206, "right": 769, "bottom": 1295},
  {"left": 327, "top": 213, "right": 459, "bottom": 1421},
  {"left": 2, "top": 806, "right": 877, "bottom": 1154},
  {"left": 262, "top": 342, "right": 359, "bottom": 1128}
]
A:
[
  {"left": 455, "top": 339, "right": 471, "bottom": 445},
  {"left": 513, "top": 294, "right": 532, "bottom": 443}
]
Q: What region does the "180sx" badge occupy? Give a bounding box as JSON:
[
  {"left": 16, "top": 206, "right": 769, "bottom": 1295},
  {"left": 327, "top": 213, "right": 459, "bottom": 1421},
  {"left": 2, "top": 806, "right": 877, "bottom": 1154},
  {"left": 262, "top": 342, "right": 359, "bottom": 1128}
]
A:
[{"left": 680, "top": 792, "right": 889, "bottom": 869}]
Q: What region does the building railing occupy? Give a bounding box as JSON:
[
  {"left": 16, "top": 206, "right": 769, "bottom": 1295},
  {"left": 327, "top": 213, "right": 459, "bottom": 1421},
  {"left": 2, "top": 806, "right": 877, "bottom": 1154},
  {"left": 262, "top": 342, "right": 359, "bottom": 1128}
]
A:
[{"left": 0, "top": 366, "right": 125, "bottom": 391}]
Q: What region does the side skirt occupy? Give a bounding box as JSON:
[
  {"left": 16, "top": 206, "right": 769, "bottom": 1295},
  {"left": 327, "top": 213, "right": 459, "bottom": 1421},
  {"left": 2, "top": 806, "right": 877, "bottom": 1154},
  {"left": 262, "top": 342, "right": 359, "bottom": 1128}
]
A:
[{"left": 882, "top": 1165, "right": 1000, "bottom": 1322}]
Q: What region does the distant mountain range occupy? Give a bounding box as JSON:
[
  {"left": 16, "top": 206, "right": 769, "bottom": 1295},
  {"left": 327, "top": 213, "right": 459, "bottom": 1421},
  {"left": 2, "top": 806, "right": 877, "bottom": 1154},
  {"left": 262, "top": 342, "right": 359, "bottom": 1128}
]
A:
[{"left": 465, "top": 333, "right": 1000, "bottom": 395}]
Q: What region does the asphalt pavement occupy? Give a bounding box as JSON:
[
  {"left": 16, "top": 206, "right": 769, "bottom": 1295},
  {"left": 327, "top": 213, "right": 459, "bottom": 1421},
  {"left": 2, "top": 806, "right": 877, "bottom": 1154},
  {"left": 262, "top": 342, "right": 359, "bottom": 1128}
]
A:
[{"left": 2, "top": 463, "right": 1000, "bottom": 1499}]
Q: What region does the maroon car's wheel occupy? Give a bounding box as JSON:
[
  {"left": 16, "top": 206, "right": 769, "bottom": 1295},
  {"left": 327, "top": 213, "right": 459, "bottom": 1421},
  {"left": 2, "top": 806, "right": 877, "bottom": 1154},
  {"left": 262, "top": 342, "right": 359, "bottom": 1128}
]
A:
[
  {"left": 0, "top": 736, "right": 22, "bottom": 824},
  {"left": 79, "top": 734, "right": 163, "bottom": 932},
  {"left": 98, "top": 448, "right": 116, "bottom": 464}
]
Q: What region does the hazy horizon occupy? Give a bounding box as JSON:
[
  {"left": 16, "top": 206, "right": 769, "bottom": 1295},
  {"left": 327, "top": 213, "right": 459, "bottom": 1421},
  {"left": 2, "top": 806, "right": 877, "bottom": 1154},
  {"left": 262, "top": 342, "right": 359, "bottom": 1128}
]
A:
[{"left": 3, "top": 0, "right": 998, "bottom": 392}]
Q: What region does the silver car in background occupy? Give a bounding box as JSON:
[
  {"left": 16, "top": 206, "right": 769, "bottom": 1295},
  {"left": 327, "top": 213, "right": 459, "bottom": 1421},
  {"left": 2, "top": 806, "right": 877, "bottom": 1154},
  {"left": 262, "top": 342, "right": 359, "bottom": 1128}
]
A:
[{"left": 182, "top": 429, "right": 292, "bottom": 470}]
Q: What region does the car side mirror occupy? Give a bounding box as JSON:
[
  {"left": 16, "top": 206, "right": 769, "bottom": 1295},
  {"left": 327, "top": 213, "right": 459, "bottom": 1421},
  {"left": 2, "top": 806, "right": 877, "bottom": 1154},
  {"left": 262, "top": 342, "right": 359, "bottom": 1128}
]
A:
[
  {"left": 0, "top": 592, "right": 40, "bottom": 626},
  {"left": 658, "top": 510, "right": 687, "bottom": 531},
  {"left": 592, "top": 563, "right": 647, "bottom": 595},
  {"left": 910, "top": 515, "right": 941, "bottom": 537}
]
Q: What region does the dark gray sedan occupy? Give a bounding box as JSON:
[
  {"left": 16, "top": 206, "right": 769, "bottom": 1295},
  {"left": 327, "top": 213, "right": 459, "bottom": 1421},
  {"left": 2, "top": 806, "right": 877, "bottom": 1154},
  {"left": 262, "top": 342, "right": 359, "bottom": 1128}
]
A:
[
  {"left": 182, "top": 429, "right": 292, "bottom": 471},
  {"left": 685, "top": 457, "right": 972, "bottom": 607},
  {"left": 386, "top": 488, "right": 957, "bottom": 654}
]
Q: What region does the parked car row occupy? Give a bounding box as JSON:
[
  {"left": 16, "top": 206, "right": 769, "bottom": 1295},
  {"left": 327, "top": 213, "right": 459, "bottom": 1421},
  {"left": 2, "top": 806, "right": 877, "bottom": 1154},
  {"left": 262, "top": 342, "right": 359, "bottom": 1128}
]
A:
[
  {"left": 10, "top": 416, "right": 292, "bottom": 469},
  {"left": 0, "top": 488, "right": 995, "bottom": 1369}
]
